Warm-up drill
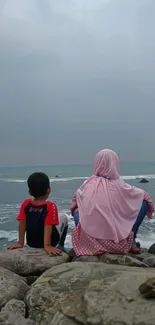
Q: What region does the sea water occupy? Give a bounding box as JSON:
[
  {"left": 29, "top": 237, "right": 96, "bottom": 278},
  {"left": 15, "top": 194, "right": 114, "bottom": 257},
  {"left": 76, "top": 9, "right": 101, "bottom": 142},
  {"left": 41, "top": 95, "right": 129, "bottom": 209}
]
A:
[{"left": 0, "top": 162, "right": 155, "bottom": 250}]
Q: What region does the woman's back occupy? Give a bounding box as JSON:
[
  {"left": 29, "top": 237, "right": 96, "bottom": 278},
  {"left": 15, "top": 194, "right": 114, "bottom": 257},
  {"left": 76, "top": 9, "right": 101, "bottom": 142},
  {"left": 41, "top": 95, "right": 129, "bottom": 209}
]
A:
[{"left": 71, "top": 149, "right": 154, "bottom": 256}]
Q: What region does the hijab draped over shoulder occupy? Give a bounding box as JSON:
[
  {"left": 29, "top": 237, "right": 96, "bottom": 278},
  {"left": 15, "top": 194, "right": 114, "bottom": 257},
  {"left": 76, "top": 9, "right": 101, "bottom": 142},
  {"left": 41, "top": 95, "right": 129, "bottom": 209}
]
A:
[{"left": 75, "top": 149, "right": 153, "bottom": 243}]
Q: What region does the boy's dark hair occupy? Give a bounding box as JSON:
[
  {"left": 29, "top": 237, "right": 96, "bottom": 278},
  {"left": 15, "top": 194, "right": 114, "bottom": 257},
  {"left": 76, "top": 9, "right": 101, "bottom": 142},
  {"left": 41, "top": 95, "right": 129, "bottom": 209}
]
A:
[{"left": 27, "top": 173, "right": 50, "bottom": 198}]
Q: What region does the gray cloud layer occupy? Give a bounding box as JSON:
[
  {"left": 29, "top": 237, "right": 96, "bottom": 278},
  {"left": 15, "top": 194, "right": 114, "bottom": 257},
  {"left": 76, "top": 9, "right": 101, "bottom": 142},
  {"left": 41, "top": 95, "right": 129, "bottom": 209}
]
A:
[{"left": 0, "top": 0, "right": 155, "bottom": 165}]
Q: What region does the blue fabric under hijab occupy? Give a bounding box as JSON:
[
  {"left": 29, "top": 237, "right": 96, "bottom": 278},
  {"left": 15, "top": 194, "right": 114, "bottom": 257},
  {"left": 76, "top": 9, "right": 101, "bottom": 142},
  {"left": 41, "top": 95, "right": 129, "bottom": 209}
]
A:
[{"left": 73, "top": 201, "right": 148, "bottom": 239}]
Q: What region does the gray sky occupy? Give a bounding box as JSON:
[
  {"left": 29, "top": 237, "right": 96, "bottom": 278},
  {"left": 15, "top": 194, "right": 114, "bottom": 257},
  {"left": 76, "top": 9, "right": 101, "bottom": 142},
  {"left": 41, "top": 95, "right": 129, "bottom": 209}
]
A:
[{"left": 0, "top": 0, "right": 155, "bottom": 166}]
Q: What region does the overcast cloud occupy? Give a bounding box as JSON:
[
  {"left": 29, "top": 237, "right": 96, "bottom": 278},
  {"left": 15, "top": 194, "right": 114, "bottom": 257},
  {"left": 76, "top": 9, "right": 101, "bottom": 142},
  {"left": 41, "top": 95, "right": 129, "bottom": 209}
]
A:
[{"left": 0, "top": 0, "right": 155, "bottom": 166}]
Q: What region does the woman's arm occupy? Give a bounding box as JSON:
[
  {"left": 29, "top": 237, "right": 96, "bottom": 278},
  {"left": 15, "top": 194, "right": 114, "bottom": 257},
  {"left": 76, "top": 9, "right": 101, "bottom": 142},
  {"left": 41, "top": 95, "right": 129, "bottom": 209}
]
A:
[
  {"left": 70, "top": 192, "right": 78, "bottom": 215},
  {"left": 144, "top": 192, "right": 154, "bottom": 218}
]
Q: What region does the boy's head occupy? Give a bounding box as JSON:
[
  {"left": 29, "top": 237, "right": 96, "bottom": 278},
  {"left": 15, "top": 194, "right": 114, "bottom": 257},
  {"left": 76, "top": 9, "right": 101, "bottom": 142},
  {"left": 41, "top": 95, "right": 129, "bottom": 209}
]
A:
[{"left": 27, "top": 173, "right": 51, "bottom": 199}]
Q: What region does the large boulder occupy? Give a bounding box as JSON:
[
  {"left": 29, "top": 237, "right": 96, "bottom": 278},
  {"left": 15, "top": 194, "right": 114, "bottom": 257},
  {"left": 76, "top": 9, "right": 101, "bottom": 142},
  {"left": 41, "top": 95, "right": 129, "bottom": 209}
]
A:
[
  {"left": 26, "top": 262, "right": 155, "bottom": 325},
  {"left": 0, "top": 247, "right": 69, "bottom": 276},
  {"left": 0, "top": 266, "right": 29, "bottom": 309}
]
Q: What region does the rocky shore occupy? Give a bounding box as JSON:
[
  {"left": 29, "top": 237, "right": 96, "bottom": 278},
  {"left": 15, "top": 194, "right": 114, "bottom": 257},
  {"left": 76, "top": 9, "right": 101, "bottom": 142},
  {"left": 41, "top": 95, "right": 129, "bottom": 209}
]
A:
[{"left": 0, "top": 245, "right": 155, "bottom": 324}]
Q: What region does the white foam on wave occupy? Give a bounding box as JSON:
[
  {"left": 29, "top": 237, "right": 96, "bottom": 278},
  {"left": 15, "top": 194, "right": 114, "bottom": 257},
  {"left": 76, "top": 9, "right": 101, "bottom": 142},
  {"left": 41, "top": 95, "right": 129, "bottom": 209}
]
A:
[
  {"left": 1, "top": 231, "right": 154, "bottom": 249},
  {"left": 0, "top": 229, "right": 73, "bottom": 248},
  {"left": 65, "top": 234, "right": 72, "bottom": 248},
  {"left": 0, "top": 174, "right": 155, "bottom": 183},
  {"left": 0, "top": 178, "right": 26, "bottom": 183},
  {"left": 0, "top": 230, "right": 18, "bottom": 242},
  {"left": 0, "top": 213, "right": 155, "bottom": 249},
  {"left": 0, "top": 213, "right": 73, "bottom": 247},
  {"left": 0, "top": 177, "right": 88, "bottom": 183},
  {"left": 137, "top": 233, "right": 155, "bottom": 249},
  {"left": 121, "top": 174, "right": 155, "bottom": 180},
  {"left": 50, "top": 177, "right": 88, "bottom": 182}
]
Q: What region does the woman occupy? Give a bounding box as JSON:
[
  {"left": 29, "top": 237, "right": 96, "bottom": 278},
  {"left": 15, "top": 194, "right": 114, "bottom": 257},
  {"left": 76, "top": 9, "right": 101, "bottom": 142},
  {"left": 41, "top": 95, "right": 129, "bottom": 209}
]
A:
[{"left": 70, "top": 149, "right": 154, "bottom": 256}]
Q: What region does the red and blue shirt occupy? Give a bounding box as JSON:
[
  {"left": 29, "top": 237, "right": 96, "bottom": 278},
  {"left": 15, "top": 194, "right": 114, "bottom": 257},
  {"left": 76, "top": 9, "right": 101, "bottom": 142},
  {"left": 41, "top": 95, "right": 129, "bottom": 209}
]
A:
[{"left": 17, "top": 199, "right": 59, "bottom": 248}]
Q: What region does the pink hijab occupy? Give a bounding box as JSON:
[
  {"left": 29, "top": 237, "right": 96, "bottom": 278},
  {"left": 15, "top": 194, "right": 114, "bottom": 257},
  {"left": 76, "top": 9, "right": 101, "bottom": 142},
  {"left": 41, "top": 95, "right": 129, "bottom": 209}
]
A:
[{"left": 76, "top": 149, "right": 146, "bottom": 243}]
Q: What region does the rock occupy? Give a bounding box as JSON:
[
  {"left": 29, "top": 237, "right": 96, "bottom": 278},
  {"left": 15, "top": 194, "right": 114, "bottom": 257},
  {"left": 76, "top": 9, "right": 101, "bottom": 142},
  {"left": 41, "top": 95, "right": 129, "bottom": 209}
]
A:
[
  {"left": 139, "top": 178, "right": 149, "bottom": 183},
  {"left": 50, "top": 312, "right": 76, "bottom": 325},
  {"left": 139, "top": 277, "right": 155, "bottom": 298},
  {"left": 26, "top": 276, "right": 38, "bottom": 286},
  {"left": 0, "top": 266, "right": 29, "bottom": 309},
  {"left": 2, "top": 299, "right": 26, "bottom": 317},
  {"left": 143, "top": 256, "right": 155, "bottom": 267},
  {"left": 67, "top": 248, "right": 75, "bottom": 260},
  {"left": 0, "top": 247, "right": 69, "bottom": 276},
  {"left": 148, "top": 243, "right": 155, "bottom": 255},
  {"left": 99, "top": 253, "right": 148, "bottom": 267},
  {"left": 26, "top": 262, "right": 155, "bottom": 325},
  {"left": 141, "top": 248, "right": 149, "bottom": 253},
  {"left": 0, "top": 311, "right": 38, "bottom": 325},
  {"left": 72, "top": 255, "right": 100, "bottom": 262},
  {"left": 71, "top": 251, "right": 151, "bottom": 265},
  {"left": 128, "top": 251, "right": 153, "bottom": 262},
  {"left": 135, "top": 241, "right": 141, "bottom": 248}
]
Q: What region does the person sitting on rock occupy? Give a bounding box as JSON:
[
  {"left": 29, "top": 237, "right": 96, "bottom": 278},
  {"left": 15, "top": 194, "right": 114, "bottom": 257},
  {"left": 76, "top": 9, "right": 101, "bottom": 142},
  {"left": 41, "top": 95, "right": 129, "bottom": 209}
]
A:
[
  {"left": 70, "top": 149, "right": 154, "bottom": 256},
  {"left": 7, "top": 172, "right": 68, "bottom": 255}
]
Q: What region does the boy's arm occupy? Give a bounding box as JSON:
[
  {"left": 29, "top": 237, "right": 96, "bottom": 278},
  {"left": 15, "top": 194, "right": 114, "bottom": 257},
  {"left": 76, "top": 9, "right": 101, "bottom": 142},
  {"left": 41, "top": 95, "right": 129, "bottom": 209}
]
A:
[
  {"left": 44, "top": 225, "right": 61, "bottom": 256},
  {"left": 44, "top": 203, "right": 62, "bottom": 255},
  {"left": 7, "top": 220, "right": 26, "bottom": 249},
  {"left": 18, "top": 220, "right": 26, "bottom": 245},
  {"left": 7, "top": 201, "right": 27, "bottom": 250}
]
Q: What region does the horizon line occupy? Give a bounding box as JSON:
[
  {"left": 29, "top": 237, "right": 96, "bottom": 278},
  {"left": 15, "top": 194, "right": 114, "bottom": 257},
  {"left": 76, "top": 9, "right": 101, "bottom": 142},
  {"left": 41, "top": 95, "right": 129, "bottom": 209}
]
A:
[{"left": 0, "top": 161, "right": 155, "bottom": 168}]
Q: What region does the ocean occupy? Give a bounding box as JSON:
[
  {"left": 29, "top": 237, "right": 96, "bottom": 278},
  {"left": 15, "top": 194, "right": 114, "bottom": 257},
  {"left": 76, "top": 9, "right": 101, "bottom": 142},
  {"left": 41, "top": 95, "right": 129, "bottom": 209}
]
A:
[{"left": 0, "top": 162, "right": 155, "bottom": 251}]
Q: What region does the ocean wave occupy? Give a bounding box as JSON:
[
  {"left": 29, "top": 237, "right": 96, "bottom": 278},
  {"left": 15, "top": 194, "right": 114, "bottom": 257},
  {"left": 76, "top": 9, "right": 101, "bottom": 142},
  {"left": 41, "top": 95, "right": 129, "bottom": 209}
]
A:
[
  {"left": 137, "top": 233, "right": 155, "bottom": 249},
  {"left": 0, "top": 230, "right": 18, "bottom": 242},
  {"left": 0, "top": 213, "right": 155, "bottom": 249},
  {"left": 0, "top": 174, "right": 155, "bottom": 183},
  {"left": 0, "top": 230, "right": 154, "bottom": 249},
  {"left": 121, "top": 174, "right": 155, "bottom": 180},
  {"left": 0, "top": 176, "right": 88, "bottom": 183}
]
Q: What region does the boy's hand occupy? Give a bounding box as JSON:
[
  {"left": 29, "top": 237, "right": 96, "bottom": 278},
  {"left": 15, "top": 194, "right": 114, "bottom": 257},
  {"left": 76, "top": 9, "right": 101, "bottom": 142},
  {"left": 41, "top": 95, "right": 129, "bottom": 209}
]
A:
[
  {"left": 44, "top": 245, "right": 62, "bottom": 256},
  {"left": 7, "top": 243, "right": 23, "bottom": 250}
]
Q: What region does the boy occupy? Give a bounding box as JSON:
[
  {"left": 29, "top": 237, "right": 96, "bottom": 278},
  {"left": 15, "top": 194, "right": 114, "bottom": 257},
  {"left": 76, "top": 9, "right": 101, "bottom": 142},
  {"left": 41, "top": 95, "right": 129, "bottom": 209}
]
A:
[{"left": 7, "top": 172, "right": 68, "bottom": 255}]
